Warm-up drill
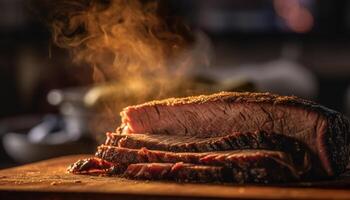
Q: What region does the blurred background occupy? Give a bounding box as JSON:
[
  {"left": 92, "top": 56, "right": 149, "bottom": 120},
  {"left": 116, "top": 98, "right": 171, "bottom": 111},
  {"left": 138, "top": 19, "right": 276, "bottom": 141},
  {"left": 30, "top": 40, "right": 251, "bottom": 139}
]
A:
[{"left": 0, "top": 0, "right": 350, "bottom": 168}]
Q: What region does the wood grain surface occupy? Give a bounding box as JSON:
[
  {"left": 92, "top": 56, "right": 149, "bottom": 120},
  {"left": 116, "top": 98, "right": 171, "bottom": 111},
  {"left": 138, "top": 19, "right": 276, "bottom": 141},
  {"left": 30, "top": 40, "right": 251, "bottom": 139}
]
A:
[{"left": 1, "top": 155, "right": 350, "bottom": 200}]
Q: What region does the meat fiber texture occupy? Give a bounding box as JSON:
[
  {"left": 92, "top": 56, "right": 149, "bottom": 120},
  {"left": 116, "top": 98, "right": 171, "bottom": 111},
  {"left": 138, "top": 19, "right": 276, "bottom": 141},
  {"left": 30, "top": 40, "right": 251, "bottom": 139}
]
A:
[
  {"left": 124, "top": 163, "right": 227, "bottom": 183},
  {"left": 124, "top": 162, "right": 291, "bottom": 183},
  {"left": 69, "top": 92, "right": 350, "bottom": 183},
  {"left": 96, "top": 146, "right": 299, "bottom": 183},
  {"left": 120, "top": 92, "right": 350, "bottom": 177},
  {"left": 105, "top": 131, "right": 310, "bottom": 172}
]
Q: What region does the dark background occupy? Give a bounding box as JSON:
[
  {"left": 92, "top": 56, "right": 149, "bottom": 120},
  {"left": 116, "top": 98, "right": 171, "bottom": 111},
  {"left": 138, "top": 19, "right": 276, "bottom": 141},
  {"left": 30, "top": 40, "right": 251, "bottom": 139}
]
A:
[{"left": 0, "top": 0, "right": 349, "bottom": 167}]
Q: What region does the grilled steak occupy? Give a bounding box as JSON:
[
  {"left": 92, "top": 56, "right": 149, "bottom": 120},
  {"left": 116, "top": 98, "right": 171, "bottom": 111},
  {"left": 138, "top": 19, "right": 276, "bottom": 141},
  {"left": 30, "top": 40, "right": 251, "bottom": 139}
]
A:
[
  {"left": 106, "top": 131, "right": 300, "bottom": 152},
  {"left": 68, "top": 91, "right": 350, "bottom": 183},
  {"left": 96, "top": 146, "right": 300, "bottom": 181},
  {"left": 105, "top": 131, "right": 309, "bottom": 170},
  {"left": 125, "top": 162, "right": 298, "bottom": 183},
  {"left": 67, "top": 157, "right": 126, "bottom": 175},
  {"left": 125, "top": 163, "right": 228, "bottom": 183},
  {"left": 120, "top": 92, "right": 350, "bottom": 176},
  {"left": 125, "top": 162, "right": 297, "bottom": 183}
]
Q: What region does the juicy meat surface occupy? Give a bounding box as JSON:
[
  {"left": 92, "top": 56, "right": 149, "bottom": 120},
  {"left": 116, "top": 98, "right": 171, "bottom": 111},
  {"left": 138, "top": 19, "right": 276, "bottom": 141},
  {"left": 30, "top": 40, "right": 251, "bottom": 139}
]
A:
[
  {"left": 67, "top": 157, "right": 125, "bottom": 175},
  {"left": 125, "top": 162, "right": 296, "bottom": 183},
  {"left": 106, "top": 131, "right": 302, "bottom": 153},
  {"left": 125, "top": 163, "right": 228, "bottom": 183},
  {"left": 125, "top": 162, "right": 297, "bottom": 183},
  {"left": 120, "top": 92, "right": 350, "bottom": 176},
  {"left": 105, "top": 131, "right": 309, "bottom": 171},
  {"left": 96, "top": 146, "right": 300, "bottom": 181}
]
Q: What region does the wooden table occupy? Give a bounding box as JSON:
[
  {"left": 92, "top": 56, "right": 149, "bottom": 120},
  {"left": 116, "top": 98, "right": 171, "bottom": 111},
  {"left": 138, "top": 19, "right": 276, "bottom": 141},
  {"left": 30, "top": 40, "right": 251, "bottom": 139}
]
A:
[{"left": 1, "top": 155, "right": 350, "bottom": 200}]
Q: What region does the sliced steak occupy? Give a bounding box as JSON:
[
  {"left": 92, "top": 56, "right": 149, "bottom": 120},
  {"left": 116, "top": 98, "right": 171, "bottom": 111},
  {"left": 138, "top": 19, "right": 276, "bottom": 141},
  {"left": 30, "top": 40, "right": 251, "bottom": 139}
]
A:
[
  {"left": 96, "top": 145, "right": 300, "bottom": 181},
  {"left": 67, "top": 157, "right": 126, "bottom": 175},
  {"left": 125, "top": 163, "right": 228, "bottom": 183},
  {"left": 125, "top": 162, "right": 296, "bottom": 183},
  {"left": 120, "top": 92, "right": 350, "bottom": 176},
  {"left": 106, "top": 131, "right": 301, "bottom": 152},
  {"left": 105, "top": 131, "right": 309, "bottom": 170}
]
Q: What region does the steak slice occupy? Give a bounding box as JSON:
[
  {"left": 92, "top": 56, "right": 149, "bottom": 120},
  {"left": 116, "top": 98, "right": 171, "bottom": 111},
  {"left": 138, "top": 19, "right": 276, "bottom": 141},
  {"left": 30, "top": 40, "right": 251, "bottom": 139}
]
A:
[
  {"left": 105, "top": 131, "right": 309, "bottom": 170},
  {"left": 96, "top": 145, "right": 300, "bottom": 181},
  {"left": 67, "top": 157, "right": 126, "bottom": 175},
  {"left": 125, "top": 162, "right": 296, "bottom": 183},
  {"left": 106, "top": 131, "right": 300, "bottom": 152},
  {"left": 125, "top": 163, "right": 228, "bottom": 183},
  {"left": 120, "top": 92, "right": 350, "bottom": 176}
]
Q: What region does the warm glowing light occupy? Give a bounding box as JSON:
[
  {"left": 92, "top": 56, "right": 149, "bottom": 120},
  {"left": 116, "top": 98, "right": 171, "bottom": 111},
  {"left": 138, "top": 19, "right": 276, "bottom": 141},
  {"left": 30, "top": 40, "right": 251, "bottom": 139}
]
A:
[{"left": 274, "top": 0, "right": 314, "bottom": 33}]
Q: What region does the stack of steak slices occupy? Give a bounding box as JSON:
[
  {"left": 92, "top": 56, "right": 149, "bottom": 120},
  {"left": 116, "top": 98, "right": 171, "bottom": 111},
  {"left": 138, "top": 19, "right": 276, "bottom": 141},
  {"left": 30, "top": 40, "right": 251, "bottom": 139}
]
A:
[{"left": 69, "top": 92, "right": 350, "bottom": 184}]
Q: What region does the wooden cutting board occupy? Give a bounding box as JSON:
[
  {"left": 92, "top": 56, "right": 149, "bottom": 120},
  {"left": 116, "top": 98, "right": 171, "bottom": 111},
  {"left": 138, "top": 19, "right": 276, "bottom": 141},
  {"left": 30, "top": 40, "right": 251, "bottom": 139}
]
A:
[{"left": 1, "top": 155, "right": 350, "bottom": 200}]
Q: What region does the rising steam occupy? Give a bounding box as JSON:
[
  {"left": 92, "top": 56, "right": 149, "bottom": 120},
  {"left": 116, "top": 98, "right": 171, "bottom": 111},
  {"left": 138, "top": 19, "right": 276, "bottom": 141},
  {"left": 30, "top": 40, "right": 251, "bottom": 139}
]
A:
[
  {"left": 35, "top": 0, "right": 210, "bottom": 135},
  {"left": 42, "top": 0, "right": 197, "bottom": 89}
]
